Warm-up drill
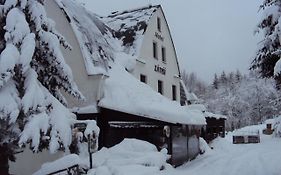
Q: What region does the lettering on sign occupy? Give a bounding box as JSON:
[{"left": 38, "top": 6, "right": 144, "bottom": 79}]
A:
[
  {"left": 155, "top": 32, "right": 164, "bottom": 41},
  {"left": 154, "top": 65, "right": 166, "bottom": 75}
]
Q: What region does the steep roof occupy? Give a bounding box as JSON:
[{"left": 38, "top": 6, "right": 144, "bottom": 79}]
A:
[
  {"left": 55, "top": 0, "right": 115, "bottom": 75},
  {"left": 101, "top": 5, "right": 160, "bottom": 56}
]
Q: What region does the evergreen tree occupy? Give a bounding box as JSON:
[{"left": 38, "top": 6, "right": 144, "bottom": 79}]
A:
[
  {"left": 219, "top": 71, "right": 227, "bottom": 86},
  {"left": 0, "top": 1, "right": 83, "bottom": 174},
  {"left": 251, "top": 0, "right": 281, "bottom": 84},
  {"left": 235, "top": 70, "right": 242, "bottom": 83},
  {"left": 212, "top": 73, "right": 219, "bottom": 89}
]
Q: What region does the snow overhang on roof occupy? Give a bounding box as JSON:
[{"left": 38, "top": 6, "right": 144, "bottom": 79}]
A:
[
  {"left": 98, "top": 62, "right": 206, "bottom": 126},
  {"left": 204, "top": 112, "right": 227, "bottom": 120},
  {"left": 100, "top": 5, "right": 160, "bottom": 56},
  {"left": 186, "top": 104, "right": 207, "bottom": 112},
  {"left": 55, "top": 0, "right": 116, "bottom": 75}
]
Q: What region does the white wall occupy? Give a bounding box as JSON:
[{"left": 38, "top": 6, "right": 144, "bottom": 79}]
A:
[
  {"left": 44, "top": 0, "right": 102, "bottom": 108},
  {"left": 133, "top": 7, "right": 181, "bottom": 103}
]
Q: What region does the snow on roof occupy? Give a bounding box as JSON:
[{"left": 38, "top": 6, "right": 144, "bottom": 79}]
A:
[
  {"left": 179, "top": 80, "right": 199, "bottom": 103},
  {"left": 265, "top": 119, "right": 275, "bottom": 124},
  {"left": 205, "top": 112, "right": 227, "bottom": 120},
  {"left": 72, "top": 105, "right": 98, "bottom": 114},
  {"left": 186, "top": 104, "right": 207, "bottom": 112},
  {"left": 98, "top": 59, "right": 206, "bottom": 125},
  {"left": 55, "top": 0, "right": 116, "bottom": 75},
  {"left": 186, "top": 92, "right": 199, "bottom": 102},
  {"left": 101, "top": 5, "right": 160, "bottom": 56}
]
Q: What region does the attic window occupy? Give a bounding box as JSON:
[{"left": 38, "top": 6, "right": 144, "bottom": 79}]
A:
[{"left": 157, "top": 17, "right": 161, "bottom": 32}]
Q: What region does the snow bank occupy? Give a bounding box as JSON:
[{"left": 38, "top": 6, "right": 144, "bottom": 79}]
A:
[
  {"left": 88, "top": 139, "right": 170, "bottom": 175},
  {"left": 99, "top": 63, "right": 206, "bottom": 125},
  {"left": 33, "top": 154, "right": 80, "bottom": 175},
  {"left": 199, "top": 137, "right": 211, "bottom": 154}
]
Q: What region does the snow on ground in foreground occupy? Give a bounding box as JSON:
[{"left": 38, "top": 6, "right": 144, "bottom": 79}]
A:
[
  {"left": 87, "top": 139, "right": 171, "bottom": 175},
  {"left": 156, "top": 124, "right": 281, "bottom": 175}
]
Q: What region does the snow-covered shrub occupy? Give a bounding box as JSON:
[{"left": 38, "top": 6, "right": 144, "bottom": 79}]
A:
[{"left": 0, "top": 0, "right": 85, "bottom": 173}]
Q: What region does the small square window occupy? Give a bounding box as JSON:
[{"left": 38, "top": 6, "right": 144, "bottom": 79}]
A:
[
  {"left": 157, "top": 17, "right": 161, "bottom": 32},
  {"left": 162, "top": 47, "right": 166, "bottom": 63},
  {"left": 158, "top": 80, "right": 163, "bottom": 95},
  {"left": 153, "top": 42, "right": 158, "bottom": 59},
  {"left": 140, "top": 74, "right": 147, "bottom": 83}
]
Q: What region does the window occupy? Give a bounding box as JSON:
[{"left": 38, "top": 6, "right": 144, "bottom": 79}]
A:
[
  {"left": 158, "top": 80, "right": 163, "bottom": 95},
  {"left": 172, "top": 85, "right": 177, "bottom": 101},
  {"left": 157, "top": 17, "right": 161, "bottom": 32},
  {"left": 140, "top": 74, "right": 147, "bottom": 83},
  {"left": 161, "top": 47, "right": 166, "bottom": 63},
  {"left": 153, "top": 42, "right": 158, "bottom": 59}
]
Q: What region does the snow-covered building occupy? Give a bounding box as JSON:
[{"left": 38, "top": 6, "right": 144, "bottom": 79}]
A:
[
  {"left": 15, "top": 0, "right": 206, "bottom": 169},
  {"left": 181, "top": 84, "right": 226, "bottom": 142}
]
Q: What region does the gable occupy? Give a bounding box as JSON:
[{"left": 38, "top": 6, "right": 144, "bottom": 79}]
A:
[{"left": 140, "top": 7, "right": 180, "bottom": 76}]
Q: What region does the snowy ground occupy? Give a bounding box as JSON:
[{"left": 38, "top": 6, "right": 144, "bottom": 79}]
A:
[
  {"left": 35, "top": 124, "right": 281, "bottom": 175},
  {"left": 157, "top": 124, "right": 281, "bottom": 175}
]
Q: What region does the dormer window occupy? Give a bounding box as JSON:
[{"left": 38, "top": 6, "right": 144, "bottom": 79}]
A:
[{"left": 157, "top": 17, "right": 161, "bottom": 32}]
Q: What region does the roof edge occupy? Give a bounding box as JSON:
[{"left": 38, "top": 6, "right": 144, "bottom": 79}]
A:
[{"left": 107, "top": 4, "right": 160, "bottom": 18}]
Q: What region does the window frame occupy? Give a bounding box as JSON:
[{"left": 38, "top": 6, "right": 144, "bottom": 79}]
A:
[
  {"left": 157, "top": 17, "right": 161, "bottom": 32},
  {"left": 161, "top": 46, "right": 166, "bottom": 63},
  {"left": 153, "top": 41, "right": 158, "bottom": 59},
  {"left": 172, "top": 85, "right": 177, "bottom": 101},
  {"left": 140, "top": 74, "right": 147, "bottom": 84},
  {"left": 158, "top": 80, "right": 163, "bottom": 95}
]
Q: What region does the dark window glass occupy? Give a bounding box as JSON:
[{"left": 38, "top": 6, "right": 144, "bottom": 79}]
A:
[
  {"left": 158, "top": 80, "right": 163, "bottom": 95},
  {"left": 153, "top": 42, "right": 158, "bottom": 59},
  {"left": 172, "top": 85, "right": 177, "bottom": 101},
  {"left": 157, "top": 17, "right": 161, "bottom": 32},
  {"left": 140, "top": 74, "right": 147, "bottom": 83},
  {"left": 162, "top": 47, "right": 166, "bottom": 63}
]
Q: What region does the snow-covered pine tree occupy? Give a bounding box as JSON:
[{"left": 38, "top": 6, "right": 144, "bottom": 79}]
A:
[
  {"left": 0, "top": 0, "right": 84, "bottom": 174},
  {"left": 212, "top": 73, "right": 219, "bottom": 89},
  {"left": 251, "top": 0, "right": 281, "bottom": 84}
]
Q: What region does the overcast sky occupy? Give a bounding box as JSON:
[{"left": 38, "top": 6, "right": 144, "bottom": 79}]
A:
[{"left": 79, "top": 0, "right": 263, "bottom": 83}]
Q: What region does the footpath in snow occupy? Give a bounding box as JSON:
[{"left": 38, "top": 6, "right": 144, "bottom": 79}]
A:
[{"left": 157, "top": 124, "right": 281, "bottom": 175}]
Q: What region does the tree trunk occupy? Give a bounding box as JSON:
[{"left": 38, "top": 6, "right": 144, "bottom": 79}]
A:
[{"left": 0, "top": 146, "right": 10, "bottom": 175}]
